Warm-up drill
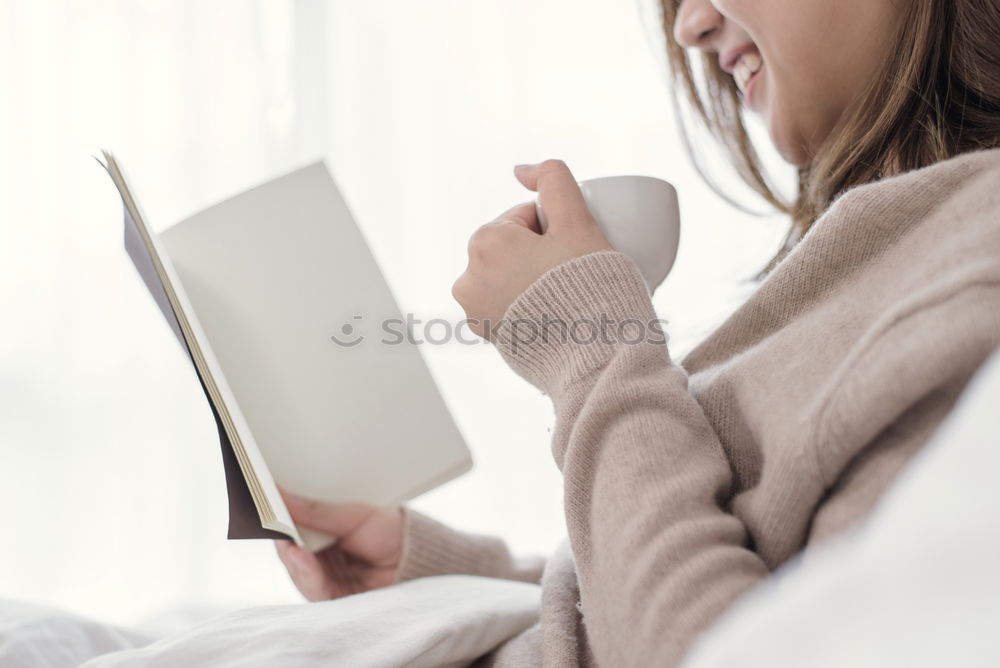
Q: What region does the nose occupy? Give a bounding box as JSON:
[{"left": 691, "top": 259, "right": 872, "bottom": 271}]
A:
[{"left": 673, "top": 0, "right": 724, "bottom": 49}]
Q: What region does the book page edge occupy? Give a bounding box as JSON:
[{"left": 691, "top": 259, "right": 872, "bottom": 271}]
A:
[{"left": 101, "top": 149, "right": 303, "bottom": 547}]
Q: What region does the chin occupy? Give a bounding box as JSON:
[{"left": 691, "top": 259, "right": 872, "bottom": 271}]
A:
[
  {"left": 759, "top": 93, "right": 813, "bottom": 167},
  {"left": 777, "top": 143, "right": 811, "bottom": 168},
  {"left": 768, "top": 115, "right": 811, "bottom": 167}
]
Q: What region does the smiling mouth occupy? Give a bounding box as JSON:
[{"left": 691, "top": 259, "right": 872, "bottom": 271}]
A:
[{"left": 733, "top": 51, "right": 763, "bottom": 96}]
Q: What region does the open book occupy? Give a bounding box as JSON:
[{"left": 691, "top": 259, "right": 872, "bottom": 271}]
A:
[{"left": 100, "top": 151, "right": 472, "bottom": 551}]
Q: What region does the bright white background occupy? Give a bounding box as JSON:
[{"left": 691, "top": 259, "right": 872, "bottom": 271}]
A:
[{"left": 0, "top": 0, "right": 790, "bottom": 626}]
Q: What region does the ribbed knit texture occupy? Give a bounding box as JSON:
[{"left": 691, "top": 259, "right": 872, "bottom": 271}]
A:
[
  {"left": 491, "top": 250, "right": 658, "bottom": 398},
  {"left": 397, "top": 510, "right": 546, "bottom": 584},
  {"left": 396, "top": 147, "right": 1000, "bottom": 667}
]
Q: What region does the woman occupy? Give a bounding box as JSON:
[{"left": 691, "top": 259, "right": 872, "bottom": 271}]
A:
[{"left": 277, "top": 0, "right": 1000, "bottom": 665}]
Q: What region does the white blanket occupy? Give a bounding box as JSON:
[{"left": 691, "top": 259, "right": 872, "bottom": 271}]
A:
[{"left": 0, "top": 575, "right": 540, "bottom": 668}]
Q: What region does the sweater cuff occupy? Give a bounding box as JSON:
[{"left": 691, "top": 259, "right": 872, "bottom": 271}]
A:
[
  {"left": 395, "top": 508, "right": 510, "bottom": 582},
  {"left": 493, "top": 250, "right": 663, "bottom": 397}
]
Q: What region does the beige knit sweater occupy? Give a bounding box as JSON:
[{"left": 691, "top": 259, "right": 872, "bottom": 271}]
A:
[{"left": 396, "top": 148, "right": 1000, "bottom": 667}]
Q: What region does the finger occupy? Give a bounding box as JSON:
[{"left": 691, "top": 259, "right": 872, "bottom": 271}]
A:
[
  {"left": 328, "top": 549, "right": 367, "bottom": 596},
  {"left": 280, "top": 489, "right": 377, "bottom": 538},
  {"left": 274, "top": 539, "right": 292, "bottom": 560},
  {"left": 514, "top": 160, "right": 593, "bottom": 233},
  {"left": 276, "top": 541, "right": 332, "bottom": 601},
  {"left": 316, "top": 547, "right": 359, "bottom": 598},
  {"left": 276, "top": 541, "right": 322, "bottom": 576},
  {"left": 492, "top": 201, "right": 540, "bottom": 233},
  {"left": 513, "top": 163, "right": 537, "bottom": 192}
]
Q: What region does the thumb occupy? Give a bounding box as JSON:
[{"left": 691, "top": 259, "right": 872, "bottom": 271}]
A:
[
  {"left": 280, "top": 489, "right": 375, "bottom": 538},
  {"left": 514, "top": 160, "right": 595, "bottom": 234}
]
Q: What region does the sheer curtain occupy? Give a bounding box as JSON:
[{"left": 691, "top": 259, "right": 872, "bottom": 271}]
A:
[{"left": 0, "top": 0, "right": 788, "bottom": 626}]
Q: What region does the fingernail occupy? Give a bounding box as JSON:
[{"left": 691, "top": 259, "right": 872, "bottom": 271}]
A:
[{"left": 514, "top": 163, "right": 532, "bottom": 172}]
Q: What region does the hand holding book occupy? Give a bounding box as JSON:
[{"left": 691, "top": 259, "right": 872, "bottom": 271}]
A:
[{"left": 275, "top": 491, "right": 404, "bottom": 601}]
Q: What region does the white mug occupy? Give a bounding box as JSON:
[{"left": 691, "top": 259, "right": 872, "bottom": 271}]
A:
[{"left": 535, "top": 175, "right": 680, "bottom": 291}]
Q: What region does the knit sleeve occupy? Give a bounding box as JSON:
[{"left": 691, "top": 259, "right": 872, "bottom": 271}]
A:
[
  {"left": 493, "top": 250, "right": 770, "bottom": 667},
  {"left": 393, "top": 508, "right": 546, "bottom": 584}
]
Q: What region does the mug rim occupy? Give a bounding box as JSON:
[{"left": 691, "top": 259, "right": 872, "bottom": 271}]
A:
[{"left": 579, "top": 174, "right": 676, "bottom": 194}]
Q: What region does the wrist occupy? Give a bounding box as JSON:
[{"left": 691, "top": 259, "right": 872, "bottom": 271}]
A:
[{"left": 493, "top": 250, "right": 664, "bottom": 397}]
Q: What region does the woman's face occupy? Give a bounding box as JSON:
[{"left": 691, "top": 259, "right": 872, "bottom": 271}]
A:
[{"left": 674, "top": 0, "right": 904, "bottom": 166}]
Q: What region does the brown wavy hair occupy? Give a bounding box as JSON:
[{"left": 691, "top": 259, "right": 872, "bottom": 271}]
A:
[{"left": 657, "top": 0, "right": 1000, "bottom": 272}]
